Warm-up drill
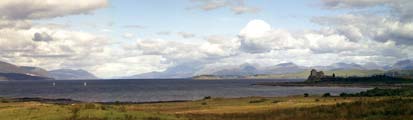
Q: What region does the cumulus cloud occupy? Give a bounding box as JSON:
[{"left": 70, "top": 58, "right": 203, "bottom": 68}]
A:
[
  {"left": 0, "top": 20, "right": 31, "bottom": 29},
  {"left": 2, "top": 0, "right": 413, "bottom": 78},
  {"left": 200, "top": 35, "right": 240, "bottom": 56},
  {"left": 177, "top": 32, "right": 196, "bottom": 38},
  {"left": 157, "top": 31, "right": 171, "bottom": 36},
  {"left": 229, "top": 0, "right": 259, "bottom": 14},
  {"left": 0, "top": 24, "right": 116, "bottom": 77},
  {"left": 123, "top": 25, "right": 145, "bottom": 29},
  {"left": 0, "top": 0, "right": 108, "bottom": 20},
  {"left": 320, "top": 0, "right": 413, "bottom": 21},
  {"left": 130, "top": 39, "right": 206, "bottom": 61},
  {"left": 315, "top": 1, "right": 413, "bottom": 45},
  {"left": 192, "top": 0, "right": 227, "bottom": 10},
  {"left": 32, "top": 32, "right": 53, "bottom": 42},
  {"left": 122, "top": 33, "right": 135, "bottom": 39},
  {"left": 238, "top": 20, "right": 304, "bottom": 53},
  {"left": 231, "top": 5, "right": 259, "bottom": 14},
  {"left": 122, "top": 15, "right": 412, "bottom": 77},
  {"left": 190, "top": 0, "right": 259, "bottom": 14},
  {"left": 236, "top": 18, "right": 410, "bottom": 65}
]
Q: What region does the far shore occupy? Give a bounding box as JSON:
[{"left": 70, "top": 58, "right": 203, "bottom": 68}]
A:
[{"left": 253, "top": 82, "right": 413, "bottom": 88}]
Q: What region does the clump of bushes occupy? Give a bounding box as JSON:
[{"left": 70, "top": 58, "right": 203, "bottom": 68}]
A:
[
  {"left": 249, "top": 99, "right": 268, "bottom": 103},
  {"left": 341, "top": 88, "right": 413, "bottom": 97},
  {"left": 203, "top": 96, "right": 211, "bottom": 100},
  {"left": 0, "top": 99, "right": 10, "bottom": 103},
  {"left": 322, "top": 93, "right": 331, "bottom": 97},
  {"left": 304, "top": 93, "right": 309, "bottom": 97},
  {"left": 272, "top": 100, "right": 281, "bottom": 103}
]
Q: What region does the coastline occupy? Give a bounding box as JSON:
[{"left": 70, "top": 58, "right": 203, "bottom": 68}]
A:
[
  {"left": 1, "top": 97, "right": 193, "bottom": 105},
  {"left": 253, "top": 82, "right": 413, "bottom": 88}
]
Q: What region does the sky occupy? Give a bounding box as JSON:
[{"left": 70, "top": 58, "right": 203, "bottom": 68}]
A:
[{"left": 0, "top": 0, "right": 413, "bottom": 78}]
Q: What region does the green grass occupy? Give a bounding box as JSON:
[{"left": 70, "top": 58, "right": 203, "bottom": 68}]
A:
[
  {"left": 0, "top": 101, "right": 180, "bottom": 120},
  {"left": 0, "top": 94, "right": 412, "bottom": 120},
  {"left": 182, "top": 98, "right": 413, "bottom": 120}
]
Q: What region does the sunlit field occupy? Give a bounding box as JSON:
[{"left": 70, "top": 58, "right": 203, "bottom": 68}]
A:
[{"left": 1, "top": 94, "right": 412, "bottom": 120}]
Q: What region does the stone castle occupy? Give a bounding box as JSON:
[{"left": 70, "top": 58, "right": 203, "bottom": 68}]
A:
[{"left": 306, "top": 69, "right": 335, "bottom": 82}]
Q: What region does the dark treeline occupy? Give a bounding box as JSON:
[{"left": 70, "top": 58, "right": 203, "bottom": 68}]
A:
[
  {"left": 319, "top": 75, "right": 412, "bottom": 84},
  {"left": 340, "top": 88, "right": 413, "bottom": 97}
]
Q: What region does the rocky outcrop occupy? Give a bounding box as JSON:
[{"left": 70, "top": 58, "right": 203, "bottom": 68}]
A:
[{"left": 306, "top": 69, "right": 325, "bottom": 82}]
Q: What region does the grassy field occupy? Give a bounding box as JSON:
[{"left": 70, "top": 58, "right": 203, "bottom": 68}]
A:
[{"left": 1, "top": 94, "right": 412, "bottom": 120}]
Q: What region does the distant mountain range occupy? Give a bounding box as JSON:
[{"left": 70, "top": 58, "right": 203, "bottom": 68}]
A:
[
  {"left": 0, "top": 61, "right": 98, "bottom": 80},
  {"left": 48, "top": 69, "right": 98, "bottom": 80},
  {"left": 2, "top": 59, "right": 412, "bottom": 80},
  {"left": 130, "top": 59, "right": 413, "bottom": 79},
  {"left": 391, "top": 59, "right": 413, "bottom": 70},
  {"left": 123, "top": 62, "right": 204, "bottom": 79}
]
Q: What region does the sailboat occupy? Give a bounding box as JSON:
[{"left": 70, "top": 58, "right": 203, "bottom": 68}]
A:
[{"left": 83, "top": 82, "right": 87, "bottom": 87}]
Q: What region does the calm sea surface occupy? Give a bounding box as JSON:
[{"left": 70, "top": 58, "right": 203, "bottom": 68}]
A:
[{"left": 0, "top": 79, "right": 369, "bottom": 102}]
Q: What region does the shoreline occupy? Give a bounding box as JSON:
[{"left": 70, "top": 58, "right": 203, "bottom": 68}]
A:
[
  {"left": 1, "top": 97, "right": 194, "bottom": 105},
  {"left": 1, "top": 83, "right": 374, "bottom": 104},
  {"left": 253, "top": 82, "right": 413, "bottom": 88}
]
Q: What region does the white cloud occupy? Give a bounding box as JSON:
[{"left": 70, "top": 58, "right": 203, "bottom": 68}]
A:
[
  {"left": 0, "top": 19, "right": 31, "bottom": 29},
  {"left": 239, "top": 19, "right": 271, "bottom": 38},
  {"left": 130, "top": 39, "right": 207, "bottom": 61},
  {"left": 123, "top": 25, "right": 145, "bottom": 29},
  {"left": 231, "top": 6, "right": 259, "bottom": 14},
  {"left": 320, "top": 0, "right": 413, "bottom": 21},
  {"left": 92, "top": 55, "right": 169, "bottom": 78},
  {"left": 190, "top": 0, "right": 259, "bottom": 14},
  {"left": 200, "top": 35, "right": 240, "bottom": 56},
  {"left": 122, "top": 33, "right": 135, "bottom": 39},
  {"left": 2, "top": 0, "right": 413, "bottom": 78},
  {"left": 177, "top": 32, "right": 196, "bottom": 38},
  {"left": 0, "top": 24, "right": 116, "bottom": 77},
  {"left": 0, "top": 0, "right": 108, "bottom": 20},
  {"left": 238, "top": 20, "right": 305, "bottom": 53}
]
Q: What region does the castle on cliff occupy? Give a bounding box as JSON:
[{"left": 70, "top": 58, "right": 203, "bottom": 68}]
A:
[{"left": 306, "top": 69, "right": 335, "bottom": 82}]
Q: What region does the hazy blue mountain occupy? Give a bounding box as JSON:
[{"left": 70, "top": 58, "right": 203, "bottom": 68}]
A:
[
  {"left": 0, "top": 61, "right": 52, "bottom": 80},
  {"left": 391, "top": 59, "right": 413, "bottom": 70},
  {"left": 48, "top": 69, "right": 98, "bottom": 80},
  {"left": 126, "top": 62, "right": 204, "bottom": 79},
  {"left": 0, "top": 61, "right": 29, "bottom": 74},
  {"left": 362, "top": 62, "right": 384, "bottom": 70},
  {"left": 0, "top": 73, "right": 53, "bottom": 80},
  {"left": 262, "top": 62, "right": 307, "bottom": 74},
  {"left": 125, "top": 71, "right": 164, "bottom": 79},
  {"left": 20, "top": 66, "right": 49, "bottom": 77},
  {"left": 211, "top": 63, "right": 258, "bottom": 76},
  {"left": 314, "top": 62, "right": 364, "bottom": 70},
  {"left": 126, "top": 60, "right": 413, "bottom": 79},
  {"left": 200, "top": 62, "right": 307, "bottom": 76}
]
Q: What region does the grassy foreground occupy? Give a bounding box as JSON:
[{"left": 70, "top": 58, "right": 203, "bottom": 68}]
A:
[{"left": 1, "top": 91, "right": 413, "bottom": 120}]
